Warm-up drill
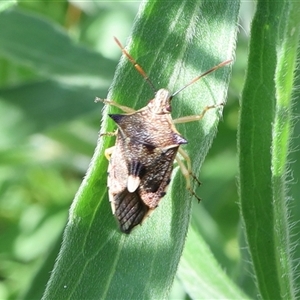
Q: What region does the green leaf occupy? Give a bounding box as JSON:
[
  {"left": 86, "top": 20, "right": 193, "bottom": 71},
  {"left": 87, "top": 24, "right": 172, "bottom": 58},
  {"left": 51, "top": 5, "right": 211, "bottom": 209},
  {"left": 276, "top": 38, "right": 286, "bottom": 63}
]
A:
[
  {"left": 41, "top": 1, "right": 239, "bottom": 299},
  {"left": 239, "top": 0, "right": 300, "bottom": 299},
  {"left": 177, "top": 220, "right": 249, "bottom": 299}
]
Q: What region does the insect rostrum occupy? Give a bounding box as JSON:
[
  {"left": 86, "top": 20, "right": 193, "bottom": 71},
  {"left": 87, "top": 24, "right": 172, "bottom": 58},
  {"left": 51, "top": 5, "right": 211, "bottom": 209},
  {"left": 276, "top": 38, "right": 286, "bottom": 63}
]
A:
[{"left": 98, "top": 37, "right": 231, "bottom": 234}]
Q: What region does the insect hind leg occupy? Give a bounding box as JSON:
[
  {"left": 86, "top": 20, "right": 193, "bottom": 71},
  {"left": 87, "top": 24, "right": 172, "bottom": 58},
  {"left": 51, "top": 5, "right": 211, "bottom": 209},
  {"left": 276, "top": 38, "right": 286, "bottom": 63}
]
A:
[{"left": 176, "top": 148, "right": 201, "bottom": 201}]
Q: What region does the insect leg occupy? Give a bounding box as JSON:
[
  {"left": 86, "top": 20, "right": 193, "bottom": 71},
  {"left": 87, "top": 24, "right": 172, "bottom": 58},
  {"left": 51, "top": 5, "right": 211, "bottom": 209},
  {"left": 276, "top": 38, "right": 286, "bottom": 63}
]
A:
[
  {"left": 100, "top": 131, "right": 117, "bottom": 138},
  {"left": 173, "top": 103, "right": 224, "bottom": 124},
  {"left": 177, "top": 147, "right": 201, "bottom": 186},
  {"left": 95, "top": 97, "right": 136, "bottom": 113},
  {"left": 176, "top": 148, "right": 201, "bottom": 201},
  {"left": 114, "top": 37, "right": 156, "bottom": 93},
  {"left": 104, "top": 146, "right": 115, "bottom": 161}
]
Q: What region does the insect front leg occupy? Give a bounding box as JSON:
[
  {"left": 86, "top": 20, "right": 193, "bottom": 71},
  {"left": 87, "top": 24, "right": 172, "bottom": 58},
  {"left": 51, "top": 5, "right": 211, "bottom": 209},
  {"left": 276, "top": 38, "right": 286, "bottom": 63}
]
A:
[
  {"left": 95, "top": 97, "right": 136, "bottom": 113},
  {"left": 173, "top": 103, "right": 223, "bottom": 124},
  {"left": 176, "top": 147, "right": 201, "bottom": 201}
]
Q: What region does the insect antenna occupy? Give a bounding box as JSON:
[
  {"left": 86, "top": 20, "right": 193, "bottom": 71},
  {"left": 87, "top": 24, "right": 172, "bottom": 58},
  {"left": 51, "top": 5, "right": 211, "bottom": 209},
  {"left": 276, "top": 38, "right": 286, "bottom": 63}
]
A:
[
  {"left": 172, "top": 59, "right": 232, "bottom": 98},
  {"left": 114, "top": 37, "right": 156, "bottom": 93}
]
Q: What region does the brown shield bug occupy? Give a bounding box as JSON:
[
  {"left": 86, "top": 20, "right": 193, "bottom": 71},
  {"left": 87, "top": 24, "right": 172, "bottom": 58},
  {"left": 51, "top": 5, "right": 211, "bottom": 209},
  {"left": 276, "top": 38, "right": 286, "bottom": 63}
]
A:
[{"left": 97, "top": 37, "right": 231, "bottom": 234}]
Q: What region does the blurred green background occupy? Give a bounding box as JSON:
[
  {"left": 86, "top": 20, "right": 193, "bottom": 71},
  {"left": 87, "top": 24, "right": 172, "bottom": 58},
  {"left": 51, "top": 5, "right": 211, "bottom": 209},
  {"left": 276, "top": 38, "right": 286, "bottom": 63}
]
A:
[{"left": 1, "top": 1, "right": 300, "bottom": 299}]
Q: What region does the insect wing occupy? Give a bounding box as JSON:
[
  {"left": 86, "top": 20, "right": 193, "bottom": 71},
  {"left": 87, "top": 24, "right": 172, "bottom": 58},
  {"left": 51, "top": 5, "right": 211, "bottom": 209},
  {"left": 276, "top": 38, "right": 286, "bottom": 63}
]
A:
[
  {"left": 113, "top": 189, "right": 149, "bottom": 233},
  {"left": 107, "top": 139, "right": 128, "bottom": 205},
  {"left": 107, "top": 132, "right": 151, "bottom": 233},
  {"left": 139, "top": 146, "right": 179, "bottom": 208}
]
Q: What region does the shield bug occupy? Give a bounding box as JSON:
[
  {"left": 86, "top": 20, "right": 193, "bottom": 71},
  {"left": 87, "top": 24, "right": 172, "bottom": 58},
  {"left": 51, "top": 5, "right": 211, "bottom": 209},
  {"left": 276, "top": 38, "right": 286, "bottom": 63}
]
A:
[{"left": 97, "top": 37, "right": 231, "bottom": 234}]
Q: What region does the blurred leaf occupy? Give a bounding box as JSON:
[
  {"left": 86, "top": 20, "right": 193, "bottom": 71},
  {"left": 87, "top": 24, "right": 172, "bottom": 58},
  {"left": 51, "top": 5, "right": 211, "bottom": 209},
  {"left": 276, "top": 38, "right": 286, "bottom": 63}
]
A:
[
  {"left": 0, "top": 80, "right": 105, "bottom": 131},
  {"left": 20, "top": 230, "right": 64, "bottom": 300},
  {"left": 0, "top": 0, "right": 16, "bottom": 12},
  {"left": 0, "top": 8, "right": 115, "bottom": 87},
  {"left": 40, "top": 0, "right": 239, "bottom": 299}
]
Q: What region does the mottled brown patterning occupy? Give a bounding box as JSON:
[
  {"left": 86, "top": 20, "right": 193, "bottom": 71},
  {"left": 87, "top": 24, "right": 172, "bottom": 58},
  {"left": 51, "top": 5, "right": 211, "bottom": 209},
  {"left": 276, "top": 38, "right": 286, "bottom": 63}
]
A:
[{"left": 98, "top": 37, "right": 231, "bottom": 233}]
